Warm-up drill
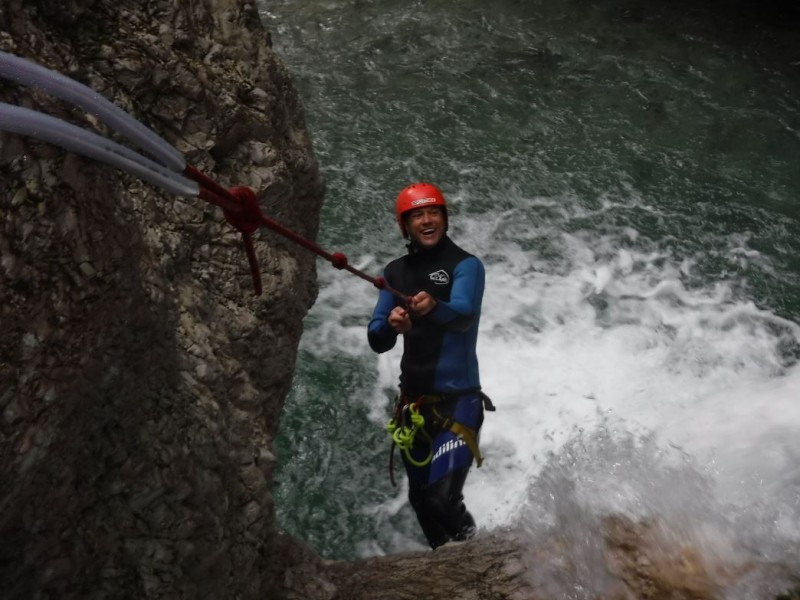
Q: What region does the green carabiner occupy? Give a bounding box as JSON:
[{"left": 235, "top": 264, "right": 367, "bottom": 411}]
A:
[{"left": 386, "top": 403, "right": 432, "bottom": 467}]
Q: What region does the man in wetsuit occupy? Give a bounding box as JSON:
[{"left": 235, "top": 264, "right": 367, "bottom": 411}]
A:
[{"left": 368, "top": 182, "right": 486, "bottom": 549}]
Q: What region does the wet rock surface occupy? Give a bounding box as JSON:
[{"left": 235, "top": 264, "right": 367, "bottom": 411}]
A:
[{"left": 1, "top": 0, "right": 324, "bottom": 597}]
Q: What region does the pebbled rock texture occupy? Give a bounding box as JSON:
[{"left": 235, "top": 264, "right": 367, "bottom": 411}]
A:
[{"left": 0, "top": 0, "right": 329, "bottom": 598}]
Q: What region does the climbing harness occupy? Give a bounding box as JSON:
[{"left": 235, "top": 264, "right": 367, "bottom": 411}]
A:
[
  {"left": 386, "top": 391, "right": 496, "bottom": 486},
  {"left": 0, "top": 51, "right": 409, "bottom": 301}
]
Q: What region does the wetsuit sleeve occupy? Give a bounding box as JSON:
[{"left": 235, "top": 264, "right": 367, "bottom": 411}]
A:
[
  {"left": 368, "top": 284, "right": 399, "bottom": 353},
  {"left": 428, "top": 256, "right": 484, "bottom": 332}
]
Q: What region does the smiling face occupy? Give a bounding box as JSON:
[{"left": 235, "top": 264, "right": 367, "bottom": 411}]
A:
[{"left": 405, "top": 206, "right": 446, "bottom": 249}]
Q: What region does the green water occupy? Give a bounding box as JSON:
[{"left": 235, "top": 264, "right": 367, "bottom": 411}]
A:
[{"left": 260, "top": 0, "right": 800, "bottom": 566}]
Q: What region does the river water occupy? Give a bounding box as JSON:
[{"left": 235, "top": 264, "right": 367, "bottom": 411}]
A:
[{"left": 258, "top": 1, "right": 800, "bottom": 596}]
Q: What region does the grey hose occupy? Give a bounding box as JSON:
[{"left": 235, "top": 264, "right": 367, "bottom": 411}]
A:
[
  {"left": 0, "top": 50, "right": 186, "bottom": 173},
  {"left": 0, "top": 103, "right": 199, "bottom": 198}
]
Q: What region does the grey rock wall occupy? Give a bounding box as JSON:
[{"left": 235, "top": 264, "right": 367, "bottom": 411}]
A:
[{"left": 0, "top": 0, "right": 327, "bottom": 597}]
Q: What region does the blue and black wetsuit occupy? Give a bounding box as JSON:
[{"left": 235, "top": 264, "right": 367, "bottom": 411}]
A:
[{"left": 368, "top": 235, "right": 486, "bottom": 548}]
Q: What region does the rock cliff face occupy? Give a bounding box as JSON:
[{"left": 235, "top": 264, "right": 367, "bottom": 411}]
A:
[{"left": 0, "top": 1, "right": 326, "bottom": 597}]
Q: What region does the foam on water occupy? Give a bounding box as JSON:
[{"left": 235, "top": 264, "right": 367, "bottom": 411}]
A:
[
  {"left": 312, "top": 195, "right": 800, "bottom": 564},
  {"left": 484, "top": 217, "right": 797, "bottom": 523}
]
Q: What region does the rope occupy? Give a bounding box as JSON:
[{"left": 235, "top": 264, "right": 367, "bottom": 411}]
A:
[
  {"left": 184, "top": 165, "right": 409, "bottom": 301},
  {"left": 0, "top": 51, "right": 401, "bottom": 301}
]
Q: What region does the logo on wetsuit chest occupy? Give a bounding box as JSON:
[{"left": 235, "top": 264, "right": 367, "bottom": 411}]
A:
[{"left": 428, "top": 269, "right": 450, "bottom": 285}]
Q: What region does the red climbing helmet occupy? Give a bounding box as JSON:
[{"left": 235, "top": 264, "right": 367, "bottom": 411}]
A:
[{"left": 395, "top": 182, "right": 448, "bottom": 238}]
